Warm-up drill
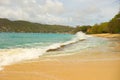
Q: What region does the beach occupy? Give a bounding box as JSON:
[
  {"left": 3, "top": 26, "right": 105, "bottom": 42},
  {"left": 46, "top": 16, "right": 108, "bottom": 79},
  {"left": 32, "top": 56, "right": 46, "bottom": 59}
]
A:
[
  {"left": 0, "top": 57, "right": 120, "bottom": 80},
  {"left": 91, "top": 33, "right": 120, "bottom": 38},
  {"left": 0, "top": 0, "right": 119, "bottom": 79},
  {"left": 0, "top": 34, "right": 120, "bottom": 80}
]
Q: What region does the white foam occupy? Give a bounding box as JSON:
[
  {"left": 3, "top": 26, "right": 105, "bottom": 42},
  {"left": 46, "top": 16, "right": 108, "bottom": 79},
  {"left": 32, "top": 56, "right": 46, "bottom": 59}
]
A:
[
  {"left": 0, "top": 32, "right": 90, "bottom": 71},
  {"left": 0, "top": 48, "right": 46, "bottom": 70},
  {"left": 63, "top": 32, "right": 89, "bottom": 45}
]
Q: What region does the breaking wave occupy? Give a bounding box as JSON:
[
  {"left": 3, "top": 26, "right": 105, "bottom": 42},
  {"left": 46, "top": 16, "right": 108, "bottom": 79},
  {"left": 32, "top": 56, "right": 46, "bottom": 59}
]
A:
[{"left": 0, "top": 32, "right": 90, "bottom": 71}]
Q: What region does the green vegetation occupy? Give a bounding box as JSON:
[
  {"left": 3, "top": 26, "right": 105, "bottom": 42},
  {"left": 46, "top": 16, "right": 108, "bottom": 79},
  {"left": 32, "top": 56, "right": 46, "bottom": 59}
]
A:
[
  {"left": 0, "top": 13, "right": 119, "bottom": 34},
  {"left": 72, "top": 25, "right": 91, "bottom": 34},
  {"left": 0, "top": 18, "right": 74, "bottom": 33},
  {"left": 74, "top": 13, "right": 120, "bottom": 34},
  {"left": 87, "top": 22, "right": 108, "bottom": 34},
  {"left": 107, "top": 13, "right": 120, "bottom": 33}
]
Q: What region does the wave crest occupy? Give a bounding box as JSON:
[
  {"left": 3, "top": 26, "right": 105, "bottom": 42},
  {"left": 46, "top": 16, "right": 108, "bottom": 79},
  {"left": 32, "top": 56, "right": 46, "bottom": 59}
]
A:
[{"left": 0, "top": 32, "right": 89, "bottom": 70}]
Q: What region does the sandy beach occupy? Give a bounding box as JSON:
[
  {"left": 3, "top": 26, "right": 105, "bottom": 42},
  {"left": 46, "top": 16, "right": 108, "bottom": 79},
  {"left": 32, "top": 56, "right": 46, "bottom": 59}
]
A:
[
  {"left": 0, "top": 0, "right": 119, "bottom": 79},
  {"left": 0, "top": 57, "right": 120, "bottom": 80},
  {"left": 91, "top": 33, "right": 120, "bottom": 38},
  {"left": 0, "top": 34, "right": 120, "bottom": 80}
]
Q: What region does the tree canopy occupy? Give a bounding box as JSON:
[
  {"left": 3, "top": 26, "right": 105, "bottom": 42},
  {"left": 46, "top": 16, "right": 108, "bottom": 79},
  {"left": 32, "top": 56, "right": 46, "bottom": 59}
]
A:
[
  {"left": 0, "top": 18, "right": 74, "bottom": 33},
  {"left": 75, "top": 13, "right": 120, "bottom": 34}
]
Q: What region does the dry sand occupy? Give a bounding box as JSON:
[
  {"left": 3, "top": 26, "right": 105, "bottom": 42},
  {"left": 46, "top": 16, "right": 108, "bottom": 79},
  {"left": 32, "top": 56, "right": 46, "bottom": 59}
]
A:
[
  {"left": 0, "top": 34, "right": 120, "bottom": 80},
  {"left": 91, "top": 33, "right": 120, "bottom": 38},
  {"left": 0, "top": 56, "right": 120, "bottom": 80}
]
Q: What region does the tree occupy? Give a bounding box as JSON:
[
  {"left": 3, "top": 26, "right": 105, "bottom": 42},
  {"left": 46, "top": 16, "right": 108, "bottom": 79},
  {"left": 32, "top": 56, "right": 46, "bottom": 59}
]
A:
[{"left": 108, "top": 13, "right": 120, "bottom": 33}]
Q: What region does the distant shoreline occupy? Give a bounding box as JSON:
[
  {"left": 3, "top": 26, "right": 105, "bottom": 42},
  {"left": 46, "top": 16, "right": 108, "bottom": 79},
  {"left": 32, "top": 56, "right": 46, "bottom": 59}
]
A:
[{"left": 91, "top": 33, "right": 120, "bottom": 38}]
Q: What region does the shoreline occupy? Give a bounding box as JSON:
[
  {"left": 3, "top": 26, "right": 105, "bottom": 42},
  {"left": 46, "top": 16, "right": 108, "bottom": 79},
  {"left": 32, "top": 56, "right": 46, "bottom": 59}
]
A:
[
  {"left": 91, "top": 33, "right": 120, "bottom": 38},
  {"left": 0, "top": 56, "right": 120, "bottom": 80},
  {"left": 0, "top": 33, "right": 120, "bottom": 80}
]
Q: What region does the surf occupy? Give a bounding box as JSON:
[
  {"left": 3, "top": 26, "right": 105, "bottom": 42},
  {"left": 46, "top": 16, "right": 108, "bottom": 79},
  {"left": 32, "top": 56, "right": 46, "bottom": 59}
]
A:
[{"left": 0, "top": 32, "right": 90, "bottom": 70}]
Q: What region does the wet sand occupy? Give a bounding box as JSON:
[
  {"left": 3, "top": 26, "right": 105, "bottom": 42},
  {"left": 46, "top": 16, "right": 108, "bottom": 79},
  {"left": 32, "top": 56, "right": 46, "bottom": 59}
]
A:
[{"left": 0, "top": 34, "right": 120, "bottom": 80}]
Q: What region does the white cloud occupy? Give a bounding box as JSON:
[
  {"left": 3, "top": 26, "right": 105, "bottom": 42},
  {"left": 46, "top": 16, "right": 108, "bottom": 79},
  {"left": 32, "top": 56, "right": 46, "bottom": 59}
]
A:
[
  {"left": 0, "top": 0, "right": 119, "bottom": 26},
  {"left": 41, "top": 0, "right": 64, "bottom": 14},
  {"left": 0, "top": 0, "right": 11, "bottom": 5},
  {"left": 0, "top": 0, "right": 70, "bottom": 25},
  {"left": 63, "top": 0, "right": 119, "bottom": 25}
]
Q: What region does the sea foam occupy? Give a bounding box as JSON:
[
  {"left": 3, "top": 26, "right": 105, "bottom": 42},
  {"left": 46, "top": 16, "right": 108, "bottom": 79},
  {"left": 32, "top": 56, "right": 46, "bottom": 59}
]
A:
[{"left": 0, "top": 32, "right": 89, "bottom": 70}]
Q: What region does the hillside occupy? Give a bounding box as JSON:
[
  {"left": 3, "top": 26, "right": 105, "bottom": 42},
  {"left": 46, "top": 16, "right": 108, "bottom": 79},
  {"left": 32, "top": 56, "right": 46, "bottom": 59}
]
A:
[
  {"left": 0, "top": 13, "right": 119, "bottom": 34},
  {"left": 74, "top": 13, "right": 120, "bottom": 34},
  {"left": 108, "top": 13, "right": 120, "bottom": 33},
  {"left": 0, "top": 18, "right": 74, "bottom": 33}
]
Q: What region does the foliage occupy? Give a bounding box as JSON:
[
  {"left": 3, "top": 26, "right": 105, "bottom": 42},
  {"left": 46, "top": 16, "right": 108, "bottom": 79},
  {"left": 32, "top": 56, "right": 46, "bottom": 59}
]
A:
[
  {"left": 87, "top": 13, "right": 120, "bottom": 34},
  {"left": 87, "top": 22, "right": 108, "bottom": 34},
  {"left": 0, "top": 18, "right": 74, "bottom": 33},
  {"left": 72, "top": 25, "right": 91, "bottom": 34},
  {"left": 0, "top": 13, "right": 120, "bottom": 34},
  {"left": 107, "top": 13, "right": 120, "bottom": 33}
]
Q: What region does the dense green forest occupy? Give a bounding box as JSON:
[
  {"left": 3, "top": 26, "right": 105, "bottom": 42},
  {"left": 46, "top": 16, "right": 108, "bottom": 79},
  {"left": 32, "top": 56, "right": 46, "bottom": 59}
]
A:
[
  {"left": 74, "top": 13, "right": 120, "bottom": 34},
  {"left": 0, "top": 19, "right": 73, "bottom": 33},
  {"left": 0, "top": 13, "right": 120, "bottom": 34},
  {"left": 107, "top": 13, "right": 120, "bottom": 33}
]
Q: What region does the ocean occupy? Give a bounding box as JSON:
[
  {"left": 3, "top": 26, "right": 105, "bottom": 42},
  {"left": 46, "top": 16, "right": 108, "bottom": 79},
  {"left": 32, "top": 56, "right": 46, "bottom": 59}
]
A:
[{"left": 0, "top": 32, "right": 108, "bottom": 70}]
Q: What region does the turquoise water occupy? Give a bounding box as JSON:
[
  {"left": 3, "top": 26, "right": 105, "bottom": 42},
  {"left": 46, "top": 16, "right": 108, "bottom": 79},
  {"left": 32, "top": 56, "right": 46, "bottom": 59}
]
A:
[
  {"left": 0, "top": 32, "right": 108, "bottom": 56},
  {"left": 0, "top": 32, "right": 108, "bottom": 70},
  {"left": 0, "top": 33, "right": 73, "bottom": 49}
]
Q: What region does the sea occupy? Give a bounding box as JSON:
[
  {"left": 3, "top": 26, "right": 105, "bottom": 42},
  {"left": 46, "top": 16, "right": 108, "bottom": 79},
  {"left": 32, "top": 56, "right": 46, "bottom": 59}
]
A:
[{"left": 0, "top": 32, "right": 109, "bottom": 70}]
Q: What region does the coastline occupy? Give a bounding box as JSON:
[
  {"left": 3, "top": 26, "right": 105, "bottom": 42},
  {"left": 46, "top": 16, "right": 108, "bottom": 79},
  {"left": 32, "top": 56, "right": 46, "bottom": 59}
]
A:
[
  {"left": 91, "top": 33, "right": 120, "bottom": 38},
  {"left": 0, "top": 54, "right": 120, "bottom": 80},
  {"left": 0, "top": 33, "right": 120, "bottom": 80}
]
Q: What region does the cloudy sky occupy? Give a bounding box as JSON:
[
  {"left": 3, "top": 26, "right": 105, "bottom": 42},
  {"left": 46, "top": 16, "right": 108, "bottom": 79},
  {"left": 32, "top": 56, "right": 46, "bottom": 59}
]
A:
[{"left": 0, "top": 0, "right": 119, "bottom": 26}]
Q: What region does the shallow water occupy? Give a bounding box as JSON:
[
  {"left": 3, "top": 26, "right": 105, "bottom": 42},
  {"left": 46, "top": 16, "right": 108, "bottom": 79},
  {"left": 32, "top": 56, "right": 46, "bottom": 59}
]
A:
[
  {"left": 0, "top": 32, "right": 110, "bottom": 70},
  {"left": 0, "top": 33, "right": 73, "bottom": 49}
]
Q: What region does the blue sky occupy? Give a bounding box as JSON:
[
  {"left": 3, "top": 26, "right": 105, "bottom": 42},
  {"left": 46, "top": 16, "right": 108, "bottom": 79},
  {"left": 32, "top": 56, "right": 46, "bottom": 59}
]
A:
[{"left": 0, "top": 0, "right": 119, "bottom": 26}]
